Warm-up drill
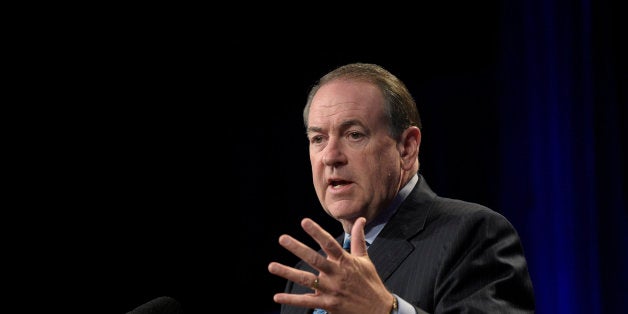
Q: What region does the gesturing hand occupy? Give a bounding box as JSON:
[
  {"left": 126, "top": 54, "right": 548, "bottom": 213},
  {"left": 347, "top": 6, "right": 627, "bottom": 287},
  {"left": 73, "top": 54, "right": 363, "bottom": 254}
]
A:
[{"left": 268, "top": 217, "right": 395, "bottom": 314}]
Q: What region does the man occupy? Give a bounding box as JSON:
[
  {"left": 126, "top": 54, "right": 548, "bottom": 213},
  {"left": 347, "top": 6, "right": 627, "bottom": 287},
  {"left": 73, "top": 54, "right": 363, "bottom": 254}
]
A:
[{"left": 267, "top": 63, "right": 535, "bottom": 313}]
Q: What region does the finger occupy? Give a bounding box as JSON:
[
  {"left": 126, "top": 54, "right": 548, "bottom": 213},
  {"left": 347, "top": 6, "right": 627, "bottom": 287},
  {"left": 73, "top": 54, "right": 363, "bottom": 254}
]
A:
[
  {"left": 301, "top": 218, "right": 345, "bottom": 265},
  {"left": 277, "top": 234, "right": 331, "bottom": 273},
  {"left": 350, "top": 217, "right": 368, "bottom": 255},
  {"left": 273, "top": 292, "right": 321, "bottom": 309},
  {"left": 268, "top": 262, "right": 321, "bottom": 291}
]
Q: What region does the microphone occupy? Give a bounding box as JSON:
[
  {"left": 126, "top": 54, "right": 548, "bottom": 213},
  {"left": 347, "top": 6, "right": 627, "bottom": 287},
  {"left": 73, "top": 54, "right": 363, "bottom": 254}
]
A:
[{"left": 126, "top": 296, "right": 183, "bottom": 314}]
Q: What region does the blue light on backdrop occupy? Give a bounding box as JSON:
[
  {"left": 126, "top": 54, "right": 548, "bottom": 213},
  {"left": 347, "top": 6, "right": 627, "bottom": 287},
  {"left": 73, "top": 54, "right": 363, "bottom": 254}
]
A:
[{"left": 497, "top": 0, "right": 626, "bottom": 313}]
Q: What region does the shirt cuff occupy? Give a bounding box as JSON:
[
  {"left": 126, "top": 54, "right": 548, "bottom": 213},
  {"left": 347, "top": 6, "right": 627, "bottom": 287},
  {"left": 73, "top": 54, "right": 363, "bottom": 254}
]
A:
[{"left": 393, "top": 293, "right": 416, "bottom": 314}]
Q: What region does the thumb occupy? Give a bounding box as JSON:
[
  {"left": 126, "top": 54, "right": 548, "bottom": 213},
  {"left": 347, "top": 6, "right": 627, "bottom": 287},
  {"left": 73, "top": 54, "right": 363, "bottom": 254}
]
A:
[{"left": 350, "top": 217, "right": 368, "bottom": 255}]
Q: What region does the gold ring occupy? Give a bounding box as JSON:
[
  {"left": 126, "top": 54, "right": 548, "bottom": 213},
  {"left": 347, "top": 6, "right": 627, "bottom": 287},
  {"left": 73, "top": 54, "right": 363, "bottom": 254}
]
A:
[{"left": 311, "top": 277, "right": 319, "bottom": 290}]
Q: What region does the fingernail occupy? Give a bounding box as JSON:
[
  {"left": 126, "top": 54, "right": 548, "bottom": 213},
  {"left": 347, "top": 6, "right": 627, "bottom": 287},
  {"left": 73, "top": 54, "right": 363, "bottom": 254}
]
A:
[{"left": 279, "top": 235, "right": 290, "bottom": 245}]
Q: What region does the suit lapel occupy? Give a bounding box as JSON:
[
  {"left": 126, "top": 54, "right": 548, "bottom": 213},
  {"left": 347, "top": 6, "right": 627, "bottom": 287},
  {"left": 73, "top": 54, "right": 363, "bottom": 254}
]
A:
[{"left": 369, "top": 174, "right": 437, "bottom": 281}]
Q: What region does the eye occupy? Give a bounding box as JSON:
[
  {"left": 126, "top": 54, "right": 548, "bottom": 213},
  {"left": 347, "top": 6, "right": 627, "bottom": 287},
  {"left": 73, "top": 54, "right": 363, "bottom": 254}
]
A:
[
  {"left": 348, "top": 131, "right": 364, "bottom": 140},
  {"left": 311, "top": 135, "right": 324, "bottom": 144}
]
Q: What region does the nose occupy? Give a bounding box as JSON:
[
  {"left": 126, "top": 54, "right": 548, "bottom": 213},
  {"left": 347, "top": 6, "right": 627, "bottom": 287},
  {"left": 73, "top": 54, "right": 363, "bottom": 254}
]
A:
[{"left": 322, "top": 139, "right": 347, "bottom": 166}]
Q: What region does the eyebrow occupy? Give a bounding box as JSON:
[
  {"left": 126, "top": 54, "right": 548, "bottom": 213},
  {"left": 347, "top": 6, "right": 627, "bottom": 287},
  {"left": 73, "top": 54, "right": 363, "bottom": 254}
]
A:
[
  {"left": 306, "top": 126, "right": 322, "bottom": 134},
  {"left": 306, "top": 119, "right": 364, "bottom": 135}
]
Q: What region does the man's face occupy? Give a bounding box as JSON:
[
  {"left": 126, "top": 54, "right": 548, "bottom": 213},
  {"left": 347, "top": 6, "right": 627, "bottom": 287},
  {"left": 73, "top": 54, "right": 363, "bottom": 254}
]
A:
[{"left": 306, "top": 80, "right": 403, "bottom": 225}]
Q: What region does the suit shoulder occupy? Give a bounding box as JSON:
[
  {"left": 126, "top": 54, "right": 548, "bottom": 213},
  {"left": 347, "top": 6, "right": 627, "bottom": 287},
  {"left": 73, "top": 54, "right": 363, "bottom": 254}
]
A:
[{"left": 428, "top": 196, "right": 514, "bottom": 229}]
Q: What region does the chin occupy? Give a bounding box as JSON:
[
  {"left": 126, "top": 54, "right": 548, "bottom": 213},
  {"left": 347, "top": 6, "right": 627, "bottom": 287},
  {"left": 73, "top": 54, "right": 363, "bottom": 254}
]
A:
[{"left": 327, "top": 203, "right": 361, "bottom": 220}]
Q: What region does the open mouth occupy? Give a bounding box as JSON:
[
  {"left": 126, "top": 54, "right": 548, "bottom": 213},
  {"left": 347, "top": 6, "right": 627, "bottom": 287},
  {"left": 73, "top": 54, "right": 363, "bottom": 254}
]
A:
[{"left": 330, "top": 180, "right": 350, "bottom": 188}]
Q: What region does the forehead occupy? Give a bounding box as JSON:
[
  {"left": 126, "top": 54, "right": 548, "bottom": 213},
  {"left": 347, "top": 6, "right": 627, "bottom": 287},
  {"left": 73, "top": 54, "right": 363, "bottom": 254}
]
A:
[{"left": 308, "top": 80, "right": 385, "bottom": 126}]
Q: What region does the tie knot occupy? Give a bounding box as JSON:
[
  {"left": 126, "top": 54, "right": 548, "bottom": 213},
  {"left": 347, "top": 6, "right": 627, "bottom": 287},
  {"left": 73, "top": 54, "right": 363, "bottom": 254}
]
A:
[
  {"left": 342, "top": 237, "right": 351, "bottom": 250},
  {"left": 342, "top": 236, "right": 370, "bottom": 250}
]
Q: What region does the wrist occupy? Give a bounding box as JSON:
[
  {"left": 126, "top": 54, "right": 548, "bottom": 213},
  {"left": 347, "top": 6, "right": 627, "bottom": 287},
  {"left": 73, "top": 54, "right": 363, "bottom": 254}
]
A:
[{"left": 390, "top": 293, "right": 398, "bottom": 314}]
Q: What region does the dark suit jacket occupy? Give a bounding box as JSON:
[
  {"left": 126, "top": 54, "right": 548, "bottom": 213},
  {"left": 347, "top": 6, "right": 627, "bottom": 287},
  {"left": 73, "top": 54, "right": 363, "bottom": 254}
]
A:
[{"left": 281, "top": 174, "right": 535, "bottom": 314}]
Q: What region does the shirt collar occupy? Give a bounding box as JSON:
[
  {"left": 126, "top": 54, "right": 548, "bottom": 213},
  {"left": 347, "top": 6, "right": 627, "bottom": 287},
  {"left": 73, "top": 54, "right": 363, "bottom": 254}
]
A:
[{"left": 344, "top": 173, "right": 419, "bottom": 247}]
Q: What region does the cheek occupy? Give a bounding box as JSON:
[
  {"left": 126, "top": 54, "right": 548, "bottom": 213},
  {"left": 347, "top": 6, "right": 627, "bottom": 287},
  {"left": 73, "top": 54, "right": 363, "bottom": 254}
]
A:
[
  {"left": 310, "top": 155, "right": 321, "bottom": 168},
  {"left": 309, "top": 154, "right": 318, "bottom": 169},
  {"left": 374, "top": 151, "right": 401, "bottom": 178},
  {"left": 310, "top": 160, "right": 325, "bottom": 182}
]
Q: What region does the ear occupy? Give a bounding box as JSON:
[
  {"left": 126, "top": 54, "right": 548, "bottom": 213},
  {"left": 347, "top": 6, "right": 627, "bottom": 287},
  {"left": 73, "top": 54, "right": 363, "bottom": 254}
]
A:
[{"left": 398, "top": 126, "right": 421, "bottom": 170}]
